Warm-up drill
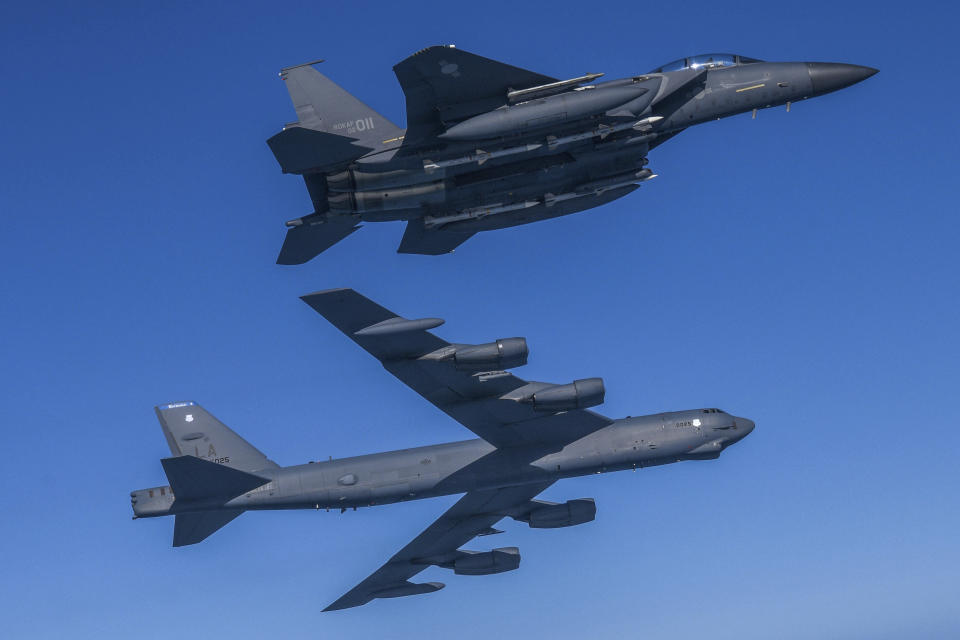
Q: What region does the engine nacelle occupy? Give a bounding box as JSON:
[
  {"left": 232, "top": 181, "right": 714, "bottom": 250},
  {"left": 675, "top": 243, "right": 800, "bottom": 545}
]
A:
[
  {"left": 530, "top": 378, "right": 604, "bottom": 411},
  {"left": 454, "top": 338, "right": 528, "bottom": 371},
  {"left": 453, "top": 547, "right": 521, "bottom": 576},
  {"left": 527, "top": 499, "right": 596, "bottom": 529}
]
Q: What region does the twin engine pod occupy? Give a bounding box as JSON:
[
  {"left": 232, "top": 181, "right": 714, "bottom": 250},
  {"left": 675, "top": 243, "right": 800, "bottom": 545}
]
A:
[
  {"left": 525, "top": 378, "right": 605, "bottom": 411},
  {"left": 415, "top": 547, "right": 521, "bottom": 576},
  {"left": 524, "top": 499, "right": 597, "bottom": 529},
  {"left": 451, "top": 338, "right": 528, "bottom": 371},
  {"left": 452, "top": 547, "right": 520, "bottom": 576}
]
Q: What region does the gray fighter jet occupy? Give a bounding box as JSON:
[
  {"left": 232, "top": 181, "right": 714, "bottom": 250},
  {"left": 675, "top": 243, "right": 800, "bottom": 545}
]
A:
[
  {"left": 269, "top": 46, "right": 876, "bottom": 263},
  {"left": 131, "top": 289, "right": 755, "bottom": 610}
]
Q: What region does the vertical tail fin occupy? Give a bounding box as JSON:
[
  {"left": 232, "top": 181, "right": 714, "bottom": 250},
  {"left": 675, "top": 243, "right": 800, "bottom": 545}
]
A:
[
  {"left": 156, "top": 402, "right": 278, "bottom": 473},
  {"left": 279, "top": 61, "right": 402, "bottom": 138},
  {"left": 268, "top": 61, "right": 404, "bottom": 174}
]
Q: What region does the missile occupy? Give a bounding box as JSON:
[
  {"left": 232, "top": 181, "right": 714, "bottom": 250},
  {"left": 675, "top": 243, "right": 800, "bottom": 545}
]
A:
[
  {"left": 507, "top": 73, "right": 605, "bottom": 103},
  {"left": 423, "top": 200, "right": 539, "bottom": 229},
  {"left": 544, "top": 169, "right": 656, "bottom": 206},
  {"left": 427, "top": 115, "right": 663, "bottom": 171},
  {"left": 423, "top": 143, "right": 543, "bottom": 172},
  {"left": 546, "top": 116, "right": 663, "bottom": 149},
  {"left": 439, "top": 83, "right": 654, "bottom": 142},
  {"left": 578, "top": 168, "right": 655, "bottom": 192}
]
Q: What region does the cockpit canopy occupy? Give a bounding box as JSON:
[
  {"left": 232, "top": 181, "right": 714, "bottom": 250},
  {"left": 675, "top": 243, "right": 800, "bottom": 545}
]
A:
[{"left": 650, "top": 53, "right": 763, "bottom": 74}]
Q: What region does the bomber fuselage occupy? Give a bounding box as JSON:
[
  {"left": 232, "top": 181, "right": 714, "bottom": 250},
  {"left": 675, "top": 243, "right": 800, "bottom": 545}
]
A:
[{"left": 132, "top": 408, "right": 754, "bottom": 517}]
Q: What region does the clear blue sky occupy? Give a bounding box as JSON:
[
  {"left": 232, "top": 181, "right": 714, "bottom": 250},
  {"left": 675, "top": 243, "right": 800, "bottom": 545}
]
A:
[{"left": 2, "top": 2, "right": 957, "bottom": 638}]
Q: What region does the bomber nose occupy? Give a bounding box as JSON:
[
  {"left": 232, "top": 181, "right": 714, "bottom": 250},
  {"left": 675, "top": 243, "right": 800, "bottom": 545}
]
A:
[
  {"left": 734, "top": 417, "right": 755, "bottom": 438},
  {"left": 806, "top": 62, "right": 878, "bottom": 97}
]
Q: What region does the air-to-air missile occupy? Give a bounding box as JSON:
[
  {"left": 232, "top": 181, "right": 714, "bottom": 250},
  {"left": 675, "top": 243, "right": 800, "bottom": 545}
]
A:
[{"left": 267, "top": 47, "right": 876, "bottom": 262}]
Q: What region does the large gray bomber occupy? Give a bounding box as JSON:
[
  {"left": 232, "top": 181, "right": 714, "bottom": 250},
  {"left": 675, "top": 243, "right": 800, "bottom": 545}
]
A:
[
  {"left": 131, "top": 289, "right": 755, "bottom": 611},
  {"left": 269, "top": 46, "right": 876, "bottom": 262}
]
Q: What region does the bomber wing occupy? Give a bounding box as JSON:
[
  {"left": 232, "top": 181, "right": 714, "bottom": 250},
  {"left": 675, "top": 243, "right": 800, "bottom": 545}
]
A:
[
  {"left": 300, "top": 289, "right": 612, "bottom": 450},
  {"left": 393, "top": 45, "right": 557, "bottom": 143},
  {"left": 324, "top": 481, "right": 553, "bottom": 611}
]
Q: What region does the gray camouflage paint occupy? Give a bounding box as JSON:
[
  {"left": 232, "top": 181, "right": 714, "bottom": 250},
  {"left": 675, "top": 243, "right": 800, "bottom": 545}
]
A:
[
  {"left": 269, "top": 47, "right": 876, "bottom": 261},
  {"left": 133, "top": 410, "right": 754, "bottom": 517}
]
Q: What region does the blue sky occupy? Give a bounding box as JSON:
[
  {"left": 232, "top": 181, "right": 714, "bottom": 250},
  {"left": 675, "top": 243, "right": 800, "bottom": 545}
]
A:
[{"left": 2, "top": 1, "right": 958, "bottom": 638}]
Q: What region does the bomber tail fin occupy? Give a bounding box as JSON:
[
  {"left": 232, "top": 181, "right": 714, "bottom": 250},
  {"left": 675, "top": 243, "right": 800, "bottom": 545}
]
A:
[
  {"left": 268, "top": 61, "right": 404, "bottom": 174},
  {"left": 155, "top": 402, "right": 278, "bottom": 473}
]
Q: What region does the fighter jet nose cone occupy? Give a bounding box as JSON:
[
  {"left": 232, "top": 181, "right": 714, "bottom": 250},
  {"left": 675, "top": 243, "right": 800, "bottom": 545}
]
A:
[{"left": 807, "top": 63, "right": 878, "bottom": 97}]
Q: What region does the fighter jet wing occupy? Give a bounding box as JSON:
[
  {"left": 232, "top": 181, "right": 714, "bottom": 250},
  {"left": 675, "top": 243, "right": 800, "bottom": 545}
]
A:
[
  {"left": 324, "top": 481, "right": 553, "bottom": 611},
  {"left": 300, "top": 289, "right": 612, "bottom": 449},
  {"left": 397, "top": 218, "right": 475, "bottom": 255},
  {"left": 393, "top": 45, "right": 557, "bottom": 142}
]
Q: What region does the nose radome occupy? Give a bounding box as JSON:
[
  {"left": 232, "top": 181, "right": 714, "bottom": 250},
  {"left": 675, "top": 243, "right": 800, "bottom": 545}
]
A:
[
  {"left": 735, "top": 417, "right": 755, "bottom": 437},
  {"left": 806, "top": 62, "right": 878, "bottom": 97}
]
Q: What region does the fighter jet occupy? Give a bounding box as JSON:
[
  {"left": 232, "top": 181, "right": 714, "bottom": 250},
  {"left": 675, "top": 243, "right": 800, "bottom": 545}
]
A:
[
  {"left": 131, "top": 289, "right": 756, "bottom": 610},
  {"left": 268, "top": 46, "right": 876, "bottom": 263}
]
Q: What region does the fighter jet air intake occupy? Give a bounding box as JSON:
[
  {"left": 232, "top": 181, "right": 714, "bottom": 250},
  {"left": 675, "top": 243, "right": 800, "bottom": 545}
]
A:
[
  {"left": 268, "top": 46, "right": 876, "bottom": 263},
  {"left": 131, "top": 289, "right": 756, "bottom": 611}
]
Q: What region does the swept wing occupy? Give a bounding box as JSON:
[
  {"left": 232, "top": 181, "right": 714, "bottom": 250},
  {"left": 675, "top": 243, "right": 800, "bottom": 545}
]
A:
[
  {"left": 393, "top": 45, "right": 557, "bottom": 143},
  {"left": 300, "top": 288, "right": 612, "bottom": 449},
  {"left": 324, "top": 482, "right": 553, "bottom": 611}
]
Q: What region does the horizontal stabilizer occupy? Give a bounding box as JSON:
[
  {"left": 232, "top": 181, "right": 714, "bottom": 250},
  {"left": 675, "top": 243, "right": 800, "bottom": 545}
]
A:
[
  {"left": 173, "top": 509, "right": 244, "bottom": 547},
  {"left": 161, "top": 455, "right": 270, "bottom": 503},
  {"left": 267, "top": 127, "right": 371, "bottom": 174},
  {"left": 398, "top": 218, "right": 475, "bottom": 255},
  {"left": 277, "top": 216, "right": 361, "bottom": 264}
]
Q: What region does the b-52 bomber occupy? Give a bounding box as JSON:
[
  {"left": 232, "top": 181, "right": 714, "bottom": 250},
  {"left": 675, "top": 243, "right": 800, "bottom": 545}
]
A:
[
  {"left": 131, "top": 289, "right": 755, "bottom": 610},
  {"left": 269, "top": 46, "right": 876, "bottom": 263}
]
